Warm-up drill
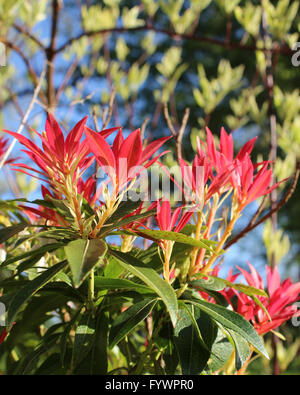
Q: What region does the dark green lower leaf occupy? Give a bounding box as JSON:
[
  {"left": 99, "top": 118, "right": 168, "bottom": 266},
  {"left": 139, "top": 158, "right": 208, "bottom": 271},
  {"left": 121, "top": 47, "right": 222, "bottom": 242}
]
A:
[
  {"left": 72, "top": 311, "right": 96, "bottom": 369},
  {"left": 94, "top": 277, "right": 154, "bottom": 294},
  {"left": 109, "top": 298, "right": 157, "bottom": 348},
  {"left": 0, "top": 223, "right": 28, "bottom": 244},
  {"left": 174, "top": 304, "right": 214, "bottom": 375},
  {"left": 185, "top": 298, "right": 269, "bottom": 360},
  {"left": 108, "top": 248, "right": 178, "bottom": 327},
  {"left": 208, "top": 329, "right": 233, "bottom": 373},
  {"left": 227, "top": 329, "right": 251, "bottom": 371},
  {"left": 7, "top": 260, "right": 68, "bottom": 328}
]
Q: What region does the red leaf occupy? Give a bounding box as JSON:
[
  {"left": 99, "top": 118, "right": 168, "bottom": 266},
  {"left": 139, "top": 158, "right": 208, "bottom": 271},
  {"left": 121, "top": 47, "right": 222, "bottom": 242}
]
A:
[
  {"left": 45, "top": 114, "right": 65, "bottom": 160},
  {"left": 141, "top": 136, "right": 171, "bottom": 163}
]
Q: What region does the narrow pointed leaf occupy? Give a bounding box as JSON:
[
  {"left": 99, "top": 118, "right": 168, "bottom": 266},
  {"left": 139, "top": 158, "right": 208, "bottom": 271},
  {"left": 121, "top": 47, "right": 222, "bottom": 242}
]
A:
[
  {"left": 94, "top": 277, "right": 154, "bottom": 294},
  {"left": 60, "top": 310, "right": 81, "bottom": 367},
  {"left": 0, "top": 223, "right": 27, "bottom": 244},
  {"left": 2, "top": 242, "right": 64, "bottom": 268},
  {"left": 108, "top": 248, "right": 178, "bottom": 327},
  {"left": 134, "top": 229, "right": 216, "bottom": 252},
  {"left": 185, "top": 298, "right": 269, "bottom": 359},
  {"left": 7, "top": 260, "right": 68, "bottom": 328},
  {"left": 75, "top": 311, "right": 109, "bottom": 375},
  {"left": 72, "top": 311, "right": 96, "bottom": 368},
  {"left": 192, "top": 273, "right": 268, "bottom": 297},
  {"left": 174, "top": 304, "right": 213, "bottom": 374},
  {"left": 109, "top": 298, "right": 157, "bottom": 348},
  {"left": 227, "top": 329, "right": 251, "bottom": 371}
]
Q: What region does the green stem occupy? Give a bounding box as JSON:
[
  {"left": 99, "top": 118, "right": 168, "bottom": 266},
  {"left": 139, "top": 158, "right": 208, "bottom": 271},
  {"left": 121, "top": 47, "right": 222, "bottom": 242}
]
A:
[
  {"left": 124, "top": 335, "right": 133, "bottom": 368},
  {"left": 88, "top": 268, "right": 95, "bottom": 310}
]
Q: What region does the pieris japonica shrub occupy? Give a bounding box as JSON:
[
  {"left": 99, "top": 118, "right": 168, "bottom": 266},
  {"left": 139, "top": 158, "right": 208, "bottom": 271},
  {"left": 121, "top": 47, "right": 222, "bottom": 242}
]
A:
[{"left": 0, "top": 115, "right": 299, "bottom": 375}]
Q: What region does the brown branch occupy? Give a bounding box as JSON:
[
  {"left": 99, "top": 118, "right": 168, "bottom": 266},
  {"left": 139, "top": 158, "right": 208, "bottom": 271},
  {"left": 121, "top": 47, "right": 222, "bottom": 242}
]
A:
[
  {"left": 247, "top": 195, "right": 268, "bottom": 228},
  {"left": 56, "top": 57, "right": 79, "bottom": 102},
  {"left": 163, "top": 103, "right": 177, "bottom": 138},
  {"left": 224, "top": 161, "right": 300, "bottom": 250},
  {"left": 177, "top": 108, "right": 190, "bottom": 159},
  {"left": 12, "top": 23, "right": 45, "bottom": 50},
  {"left": 261, "top": 5, "right": 278, "bottom": 271},
  {"left": 0, "top": 62, "right": 47, "bottom": 170},
  {"left": 46, "top": 0, "right": 61, "bottom": 111},
  {"left": 140, "top": 117, "right": 150, "bottom": 142},
  {"left": 1, "top": 38, "right": 47, "bottom": 104},
  {"left": 163, "top": 103, "right": 189, "bottom": 162},
  {"left": 102, "top": 89, "right": 116, "bottom": 129},
  {"left": 54, "top": 24, "right": 294, "bottom": 57}
]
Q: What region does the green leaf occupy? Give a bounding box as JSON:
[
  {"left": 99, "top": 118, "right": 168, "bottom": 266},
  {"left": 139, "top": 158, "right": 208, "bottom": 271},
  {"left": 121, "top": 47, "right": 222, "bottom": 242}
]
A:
[
  {"left": 192, "top": 273, "right": 268, "bottom": 297},
  {"left": 94, "top": 277, "right": 154, "bottom": 294},
  {"left": 232, "top": 283, "right": 268, "bottom": 298},
  {"left": 15, "top": 334, "right": 59, "bottom": 374},
  {"left": 104, "top": 256, "right": 124, "bottom": 278},
  {"left": 72, "top": 311, "right": 96, "bottom": 368},
  {"left": 108, "top": 248, "right": 178, "bottom": 327},
  {"left": 64, "top": 239, "right": 107, "bottom": 287},
  {"left": 156, "top": 320, "right": 179, "bottom": 374},
  {"left": 227, "top": 329, "right": 251, "bottom": 370},
  {"left": 208, "top": 329, "right": 233, "bottom": 373},
  {"left": 88, "top": 311, "right": 109, "bottom": 374},
  {"left": 35, "top": 353, "right": 66, "bottom": 375},
  {"left": 60, "top": 310, "right": 81, "bottom": 367},
  {"left": 4, "top": 294, "right": 71, "bottom": 350},
  {"left": 98, "top": 208, "right": 157, "bottom": 236},
  {"left": 7, "top": 260, "right": 68, "bottom": 328},
  {"left": 3, "top": 242, "right": 64, "bottom": 268},
  {"left": 134, "top": 241, "right": 193, "bottom": 272},
  {"left": 174, "top": 303, "right": 214, "bottom": 374},
  {"left": 134, "top": 229, "right": 216, "bottom": 252},
  {"left": 109, "top": 298, "right": 157, "bottom": 348},
  {"left": 190, "top": 277, "right": 226, "bottom": 292},
  {"left": 106, "top": 199, "right": 142, "bottom": 224},
  {"left": 0, "top": 223, "right": 27, "bottom": 244},
  {"left": 14, "top": 227, "right": 78, "bottom": 246},
  {"left": 185, "top": 298, "right": 269, "bottom": 359},
  {"left": 41, "top": 281, "right": 84, "bottom": 302},
  {"left": 74, "top": 310, "right": 109, "bottom": 374}
]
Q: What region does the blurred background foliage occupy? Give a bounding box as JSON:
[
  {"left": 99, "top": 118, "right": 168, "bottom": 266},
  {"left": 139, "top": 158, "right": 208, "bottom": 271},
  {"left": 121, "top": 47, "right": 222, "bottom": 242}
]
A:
[{"left": 0, "top": 0, "right": 300, "bottom": 374}]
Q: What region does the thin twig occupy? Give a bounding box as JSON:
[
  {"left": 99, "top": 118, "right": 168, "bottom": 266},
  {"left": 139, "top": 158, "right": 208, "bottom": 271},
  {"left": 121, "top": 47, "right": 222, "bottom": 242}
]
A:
[
  {"left": 12, "top": 23, "right": 45, "bottom": 50},
  {"left": 56, "top": 57, "right": 79, "bottom": 102},
  {"left": 140, "top": 117, "right": 150, "bottom": 142},
  {"left": 177, "top": 108, "right": 190, "bottom": 160},
  {"left": 69, "top": 92, "right": 95, "bottom": 107},
  {"left": 1, "top": 38, "right": 47, "bottom": 105},
  {"left": 163, "top": 103, "right": 189, "bottom": 161},
  {"left": 102, "top": 88, "right": 116, "bottom": 129},
  {"left": 92, "top": 107, "right": 100, "bottom": 132},
  {"left": 225, "top": 161, "right": 300, "bottom": 249},
  {"left": 247, "top": 195, "right": 268, "bottom": 228},
  {"left": 163, "top": 103, "right": 177, "bottom": 138},
  {"left": 0, "top": 62, "right": 47, "bottom": 170}
]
